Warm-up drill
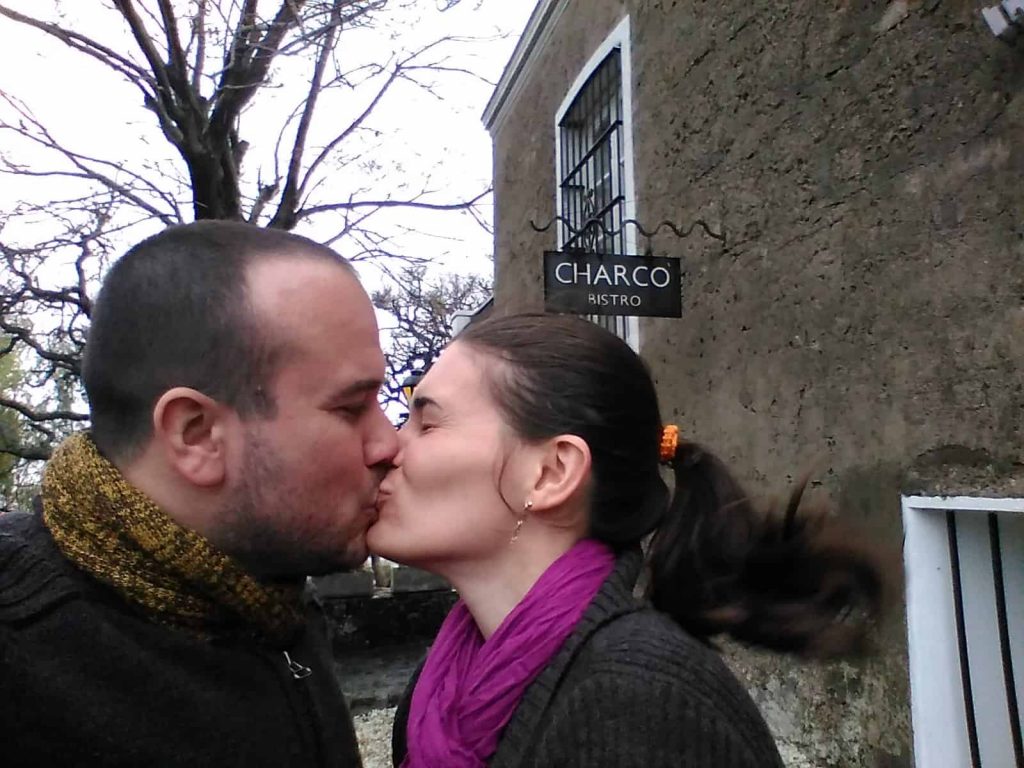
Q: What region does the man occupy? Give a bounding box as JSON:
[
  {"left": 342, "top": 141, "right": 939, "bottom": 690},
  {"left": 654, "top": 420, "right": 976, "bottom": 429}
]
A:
[{"left": 0, "top": 221, "right": 398, "bottom": 766}]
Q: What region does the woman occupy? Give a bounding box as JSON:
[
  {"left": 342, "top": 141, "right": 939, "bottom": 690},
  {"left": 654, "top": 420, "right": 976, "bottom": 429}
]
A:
[{"left": 368, "top": 314, "right": 890, "bottom": 768}]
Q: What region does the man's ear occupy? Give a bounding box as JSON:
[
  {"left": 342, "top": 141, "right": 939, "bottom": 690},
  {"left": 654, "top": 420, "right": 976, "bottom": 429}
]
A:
[
  {"left": 528, "top": 435, "right": 591, "bottom": 514},
  {"left": 151, "top": 387, "right": 232, "bottom": 488}
]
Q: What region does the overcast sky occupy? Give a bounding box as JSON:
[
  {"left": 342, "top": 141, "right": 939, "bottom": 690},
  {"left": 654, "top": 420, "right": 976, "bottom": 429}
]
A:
[{"left": 0, "top": 0, "right": 537, "bottom": 288}]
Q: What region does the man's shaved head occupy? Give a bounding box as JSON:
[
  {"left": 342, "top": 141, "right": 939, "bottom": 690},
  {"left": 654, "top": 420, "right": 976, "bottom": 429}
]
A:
[{"left": 83, "top": 221, "right": 356, "bottom": 462}]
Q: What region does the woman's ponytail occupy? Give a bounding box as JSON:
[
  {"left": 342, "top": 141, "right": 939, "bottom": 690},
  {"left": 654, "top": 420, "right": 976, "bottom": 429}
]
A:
[{"left": 646, "top": 442, "right": 893, "bottom": 658}]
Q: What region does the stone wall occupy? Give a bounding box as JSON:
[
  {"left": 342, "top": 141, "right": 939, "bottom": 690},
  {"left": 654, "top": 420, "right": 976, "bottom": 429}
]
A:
[
  {"left": 322, "top": 585, "right": 456, "bottom": 712},
  {"left": 488, "top": 1, "right": 1024, "bottom": 765}
]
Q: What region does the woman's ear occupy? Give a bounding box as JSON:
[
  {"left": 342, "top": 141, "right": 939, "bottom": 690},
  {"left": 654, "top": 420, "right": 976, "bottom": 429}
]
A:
[
  {"left": 527, "top": 434, "right": 591, "bottom": 514},
  {"left": 151, "top": 387, "right": 231, "bottom": 488}
]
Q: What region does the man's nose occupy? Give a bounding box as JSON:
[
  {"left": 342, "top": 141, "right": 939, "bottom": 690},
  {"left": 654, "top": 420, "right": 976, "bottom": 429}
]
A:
[{"left": 365, "top": 403, "right": 399, "bottom": 468}]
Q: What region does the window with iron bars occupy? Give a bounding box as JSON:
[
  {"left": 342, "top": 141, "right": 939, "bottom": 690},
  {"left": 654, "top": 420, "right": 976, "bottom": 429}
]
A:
[{"left": 558, "top": 48, "right": 632, "bottom": 343}]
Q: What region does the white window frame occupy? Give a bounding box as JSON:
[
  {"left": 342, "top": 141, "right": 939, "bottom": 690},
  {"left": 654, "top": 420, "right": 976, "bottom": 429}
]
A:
[
  {"left": 553, "top": 16, "right": 640, "bottom": 352},
  {"left": 902, "top": 495, "right": 1024, "bottom": 768}
]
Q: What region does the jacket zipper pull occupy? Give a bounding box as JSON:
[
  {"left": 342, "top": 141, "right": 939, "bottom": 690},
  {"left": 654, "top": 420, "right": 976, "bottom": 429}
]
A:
[{"left": 283, "top": 650, "right": 312, "bottom": 680}]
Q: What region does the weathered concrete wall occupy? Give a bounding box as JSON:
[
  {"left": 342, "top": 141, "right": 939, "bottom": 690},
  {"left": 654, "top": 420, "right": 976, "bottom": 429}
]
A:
[
  {"left": 634, "top": 4, "right": 1022, "bottom": 762},
  {"left": 489, "top": 1, "right": 1024, "bottom": 766},
  {"left": 633, "top": 0, "right": 1024, "bottom": 498}
]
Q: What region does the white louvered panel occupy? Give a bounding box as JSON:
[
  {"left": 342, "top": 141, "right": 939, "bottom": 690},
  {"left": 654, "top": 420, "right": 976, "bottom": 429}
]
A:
[
  {"left": 903, "top": 500, "right": 973, "bottom": 768},
  {"left": 956, "top": 512, "right": 1017, "bottom": 768},
  {"left": 997, "top": 513, "right": 1024, "bottom": 757}
]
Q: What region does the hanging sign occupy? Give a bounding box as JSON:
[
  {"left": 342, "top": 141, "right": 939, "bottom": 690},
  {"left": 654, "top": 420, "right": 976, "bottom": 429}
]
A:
[{"left": 543, "top": 251, "right": 682, "bottom": 317}]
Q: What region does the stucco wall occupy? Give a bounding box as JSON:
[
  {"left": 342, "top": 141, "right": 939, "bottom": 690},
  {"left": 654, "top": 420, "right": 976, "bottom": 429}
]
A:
[{"left": 489, "top": 1, "right": 1024, "bottom": 766}]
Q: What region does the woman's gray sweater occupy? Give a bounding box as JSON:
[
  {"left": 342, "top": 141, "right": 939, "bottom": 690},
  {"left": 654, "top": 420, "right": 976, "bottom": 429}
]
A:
[{"left": 393, "top": 549, "right": 785, "bottom": 767}]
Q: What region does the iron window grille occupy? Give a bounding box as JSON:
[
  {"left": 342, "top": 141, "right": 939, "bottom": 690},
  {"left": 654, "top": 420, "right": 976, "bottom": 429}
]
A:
[
  {"left": 558, "top": 48, "right": 625, "bottom": 255},
  {"left": 558, "top": 48, "right": 631, "bottom": 341}
]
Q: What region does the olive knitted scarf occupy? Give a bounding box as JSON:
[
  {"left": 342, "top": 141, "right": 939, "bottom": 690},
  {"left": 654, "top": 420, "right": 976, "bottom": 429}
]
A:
[{"left": 41, "top": 432, "right": 304, "bottom": 646}]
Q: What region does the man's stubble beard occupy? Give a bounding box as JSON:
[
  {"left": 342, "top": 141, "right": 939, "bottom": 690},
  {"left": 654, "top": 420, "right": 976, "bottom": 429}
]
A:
[{"left": 215, "top": 430, "right": 366, "bottom": 579}]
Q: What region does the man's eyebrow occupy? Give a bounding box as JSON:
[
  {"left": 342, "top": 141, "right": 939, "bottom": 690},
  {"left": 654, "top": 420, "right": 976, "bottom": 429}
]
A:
[{"left": 333, "top": 378, "right": 383, "bottom": 399}]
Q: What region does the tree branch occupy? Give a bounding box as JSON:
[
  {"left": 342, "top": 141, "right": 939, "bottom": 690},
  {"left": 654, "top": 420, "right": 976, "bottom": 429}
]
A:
[
  {"left": 298, "top": 188, "right": 491, "bottom": 221},
  {"left": 0, "top": 4, "right": 155, "bottom": 92},
  {"left": 297, "top": 66, "right": 401, "bottom": 201},
  {"left": 0, "top": 94, "right": 182, "bottom": 225},
  {"left": 269, "top": 0, "right": 344, "bottom": 230},
  {"left": 156, "top": 0, "right": 188, "bottom": 80},
  {"left": 113, "top": 0, "right": 180, "bottom": 115},
  {"left": 0, "top": 442, "right": 51, "bottom": 462},
  {"left": 190, "top": 0, "right": 208, "bottom": 92},
  {"left": 0, "top": 396, "right": 88, "bottom": 423},
  {"left": 0, "top": 319, "right": 82, "bottom": 375},
  {"left": 210, "top": 0, "right": 303, "bottom": 139}
]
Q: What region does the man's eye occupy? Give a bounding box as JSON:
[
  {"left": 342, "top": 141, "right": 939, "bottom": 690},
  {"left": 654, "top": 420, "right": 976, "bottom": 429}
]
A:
[{"left": 336, "top": 402, "right": 368, "bottom": 417}]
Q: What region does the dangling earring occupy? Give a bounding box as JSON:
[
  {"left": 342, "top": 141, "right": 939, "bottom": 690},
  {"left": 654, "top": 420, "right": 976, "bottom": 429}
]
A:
[{"left": 511, "top": 500, "right": 532, "bottom": 543}]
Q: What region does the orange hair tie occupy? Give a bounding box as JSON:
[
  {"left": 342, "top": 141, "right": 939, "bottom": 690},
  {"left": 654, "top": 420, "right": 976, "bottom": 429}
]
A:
[{"left": 659, "top": 425, "right": 680, "bottom": 463}]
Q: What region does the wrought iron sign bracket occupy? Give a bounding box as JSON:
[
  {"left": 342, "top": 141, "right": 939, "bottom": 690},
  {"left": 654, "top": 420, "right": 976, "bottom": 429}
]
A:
[{"left": 528, "top": 215, "right": 725, "bottom": 256}]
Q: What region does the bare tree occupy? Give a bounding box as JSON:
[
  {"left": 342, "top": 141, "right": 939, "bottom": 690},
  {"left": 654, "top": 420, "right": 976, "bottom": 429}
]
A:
[
  {"left": 0, "top": 1, "right": 488, "bottom": 229},
  {"left": 0, "top": 0, "right": 491, "bottom": 486},
  {"left": 372, "top": 264, "right": 490, "bottom": 415}
]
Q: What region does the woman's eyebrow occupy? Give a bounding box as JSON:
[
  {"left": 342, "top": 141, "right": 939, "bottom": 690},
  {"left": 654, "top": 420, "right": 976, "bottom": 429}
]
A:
[{"left": 411, "top": 394, "right": 441, "bottom": 412}]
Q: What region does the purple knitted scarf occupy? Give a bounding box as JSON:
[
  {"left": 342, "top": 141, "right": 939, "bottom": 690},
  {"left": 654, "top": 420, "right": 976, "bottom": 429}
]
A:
[{"left": 402, "top": 538, "right": 616, "bottom": 768}]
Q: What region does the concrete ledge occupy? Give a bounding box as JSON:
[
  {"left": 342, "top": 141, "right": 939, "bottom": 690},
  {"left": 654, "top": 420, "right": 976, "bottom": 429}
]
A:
[
  {"left": 313, "top": 570, "right": 375, "bottom": 598},
  {"left": 391, "top": 566, "right": 450, "bottom": 593},
  {"left": 323, "top": 589, "right": 458, "bottom": 651}
]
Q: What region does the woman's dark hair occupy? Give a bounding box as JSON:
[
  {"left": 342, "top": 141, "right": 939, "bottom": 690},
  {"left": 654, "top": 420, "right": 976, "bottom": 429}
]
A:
[
  {"left": 82, "top": 221, "right": 352, "bottom": 463},
  {"left": 459, "top": 313, "right": 891, "bottom": 658}
]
